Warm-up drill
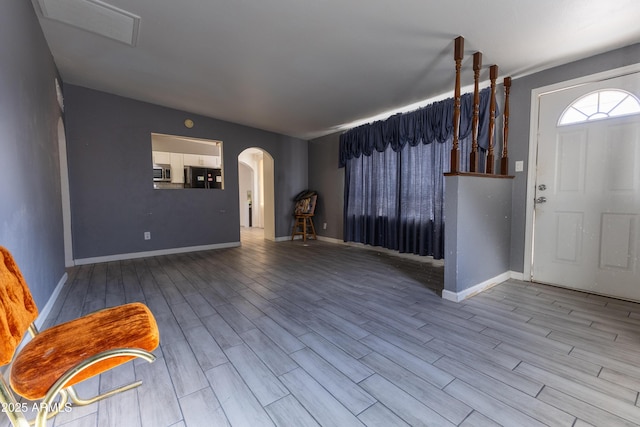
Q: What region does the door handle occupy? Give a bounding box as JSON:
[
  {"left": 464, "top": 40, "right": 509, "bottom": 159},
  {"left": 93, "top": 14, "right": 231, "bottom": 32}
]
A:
[{"left": 535, "top": 196, "right": 547, "bottom": 204}]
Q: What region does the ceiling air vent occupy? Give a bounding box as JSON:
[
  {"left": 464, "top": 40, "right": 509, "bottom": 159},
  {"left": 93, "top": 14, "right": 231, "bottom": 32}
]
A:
[{"left": 36, "top": 0, "right": 140, "bottom": 46}]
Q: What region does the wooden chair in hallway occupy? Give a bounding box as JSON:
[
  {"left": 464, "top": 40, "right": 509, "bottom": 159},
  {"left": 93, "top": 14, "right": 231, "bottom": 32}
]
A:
[
  {"left": 291, "top": 192, "right": 318, "bottom": 241},
  {"left": 0, "top": 246, "right": 160, "bottom": 427}
]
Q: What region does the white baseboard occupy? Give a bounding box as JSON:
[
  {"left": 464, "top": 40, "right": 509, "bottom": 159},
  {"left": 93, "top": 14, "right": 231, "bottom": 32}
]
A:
[
  {"left": 74, "top": 242, "right": 241, "bottom": 265},
  {"left": 509, "top": 270, "right": 526, "bottom": 281},
  {"left": 281, "top": 235, "right": 341, "bottom": 243},
  {"left": 316, "top": 235, "right": 343, "bottom": 244},
  {"left": 442, "top": 270, "right": 511, "bottom": 303},
  {"left": 35, "top": 272, "right": 68, "bottom": 330}
]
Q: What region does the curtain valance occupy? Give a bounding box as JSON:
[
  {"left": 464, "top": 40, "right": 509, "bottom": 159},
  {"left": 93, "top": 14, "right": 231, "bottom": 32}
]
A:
[{"left": 339, "top": 87, "right": 494, "bottom": 167}]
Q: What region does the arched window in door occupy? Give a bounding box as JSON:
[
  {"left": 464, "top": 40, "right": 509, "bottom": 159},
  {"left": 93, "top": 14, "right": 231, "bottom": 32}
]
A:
[{"left": 558, "top": 89, "right": 640, "bottom": 125}]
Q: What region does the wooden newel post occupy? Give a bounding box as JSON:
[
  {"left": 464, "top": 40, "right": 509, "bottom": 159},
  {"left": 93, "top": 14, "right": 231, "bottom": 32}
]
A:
[
  {"left": 450, "top": 36, "right": 464, "bottom": 173},
  {"left": 486, "top": 64, "right": 498, "bottom": 174},
  {"left": 470, "top": 52, "right": 482, "bottom": 173},
  {"left": 501, "top": 76, "right": 512, "bottom": 175}
]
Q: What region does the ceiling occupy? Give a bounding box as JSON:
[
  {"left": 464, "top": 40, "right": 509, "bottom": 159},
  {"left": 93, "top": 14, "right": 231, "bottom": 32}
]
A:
[{"left": 32, "top": 0, "right": 640, "bottom": 140}]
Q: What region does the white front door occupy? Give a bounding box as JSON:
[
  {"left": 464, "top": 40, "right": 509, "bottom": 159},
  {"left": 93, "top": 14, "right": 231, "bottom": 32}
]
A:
[{"left": 533, "top": 72, "right": 640, "bottom": 301}]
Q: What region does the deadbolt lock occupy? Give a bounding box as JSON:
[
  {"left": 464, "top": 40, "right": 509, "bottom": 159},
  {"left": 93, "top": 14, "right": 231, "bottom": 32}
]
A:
[{"left": 538, "top": 184, "right": 547, "bottom": 191}]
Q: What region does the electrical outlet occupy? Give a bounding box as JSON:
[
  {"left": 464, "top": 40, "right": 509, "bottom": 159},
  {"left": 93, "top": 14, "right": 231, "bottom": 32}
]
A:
[
  {"left": 144, "top": 231, "right": 151, "bottom": 240},
  {"left": 323, "top": 222, "right": 327, "bottom": 230}
]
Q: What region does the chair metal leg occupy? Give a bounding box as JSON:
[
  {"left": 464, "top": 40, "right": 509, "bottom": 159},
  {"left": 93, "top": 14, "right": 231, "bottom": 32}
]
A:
[
  {"left": 65, "top": 380, "right": 143, "bottom": 406},
  {"left": 0, "top": 372, "right": 71, "bottom": 427},
  {"left": 34, "top": 348, "right": 156, "bottom": 427},
  {"left": 0, "top": 374, "right": 30, "bottom": 427}
]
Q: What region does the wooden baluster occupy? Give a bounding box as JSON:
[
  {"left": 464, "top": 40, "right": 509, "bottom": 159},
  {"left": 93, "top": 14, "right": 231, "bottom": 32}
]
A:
[
  {"left": 450, "top": 36, "right": 464, "bottom": 173},
  {"left": 485, "top": 65, "right": 498, "bottom": 174},
  {"left": 501, "top": 76, "right": 512, "bottom": 175},
  {"left": 470, "top": 52, "right": 482, "bottom": 172}
]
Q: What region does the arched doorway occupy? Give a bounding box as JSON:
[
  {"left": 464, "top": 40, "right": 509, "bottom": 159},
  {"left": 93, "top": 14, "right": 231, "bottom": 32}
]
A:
[{"left": 238, "top": 148, "right": 275, "bottom": 241}]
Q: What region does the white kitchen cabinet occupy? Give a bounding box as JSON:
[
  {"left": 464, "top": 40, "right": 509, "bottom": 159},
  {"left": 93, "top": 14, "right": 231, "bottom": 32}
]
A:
[
  {"left": 183, "top": 153, "right": 202, "bottom": 166},
  {"left": 170, "top": 153, "right": 184, "bottom": 184},
  {"left": 152, "top": 151, "right": 171, "bottom": 165},
  {"left": 183, "top": 154, "right": 220, "bottom": 168},
  {"left": 202, "top": 155, "right": 219, "bottom": 168}
]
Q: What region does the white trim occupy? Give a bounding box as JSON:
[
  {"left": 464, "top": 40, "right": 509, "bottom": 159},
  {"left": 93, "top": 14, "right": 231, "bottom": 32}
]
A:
[
  {"left": 274, "top": 236, "right": 291, "bottom": 242},
  {"left": 35, "top": 272, "right": 68, "bottom": 330},
  {"left": 523, "top": 62, "right": 640, "bottom": 282},
  {"left": 442, "top": 271, "right": 511, "bottom": 303},
  {"left": 509, "top": 270, "right": 525, "bottom": 281},
  {"left": 316, "top": 235, "right": 343, "bottom": 244},
  {"left": 57, "top": 117, "right": 74, "bottom": 268},
  {"left": 295, "top": 236, "right": 446, "bottom": 266},
  {"left": 74, "top": 242, "right": 240, "bottom": 265},
  {"left": 286, "top": 235, "right": 343, "bottom": 244},
  {"left": 343, "top": 241, "right": 444, "bottom": 265}
]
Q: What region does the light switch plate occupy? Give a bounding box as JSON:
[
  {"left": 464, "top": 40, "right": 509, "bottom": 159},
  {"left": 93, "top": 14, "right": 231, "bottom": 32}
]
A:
[{"left": 515, "top": 161, "right": 524, "bottom": 172}]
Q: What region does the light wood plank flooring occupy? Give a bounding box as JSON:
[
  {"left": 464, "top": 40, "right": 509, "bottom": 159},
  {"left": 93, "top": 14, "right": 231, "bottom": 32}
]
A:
[{"left": 5, "top": 228, "right": 640, "bottom": 426}]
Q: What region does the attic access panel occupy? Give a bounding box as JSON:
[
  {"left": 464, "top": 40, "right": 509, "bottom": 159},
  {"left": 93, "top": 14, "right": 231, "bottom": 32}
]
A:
[{"left": 36, "top": 0, "right": 140, "bottom": 46}]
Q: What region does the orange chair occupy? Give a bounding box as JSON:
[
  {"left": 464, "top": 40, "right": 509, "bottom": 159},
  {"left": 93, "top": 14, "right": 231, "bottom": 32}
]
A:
[{"left": 0, "top": 246, "right": 159, "bottom": 427}]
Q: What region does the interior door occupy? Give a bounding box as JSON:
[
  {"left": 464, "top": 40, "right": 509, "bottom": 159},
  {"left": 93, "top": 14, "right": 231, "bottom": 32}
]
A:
[{"left": 533, "top": 72, "right": 640, "bottom": 301}]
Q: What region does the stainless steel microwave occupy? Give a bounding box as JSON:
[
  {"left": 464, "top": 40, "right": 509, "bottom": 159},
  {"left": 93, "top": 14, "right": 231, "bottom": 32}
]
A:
[{"left": 153, "top": 164, "right": 171, "bottom": 182}]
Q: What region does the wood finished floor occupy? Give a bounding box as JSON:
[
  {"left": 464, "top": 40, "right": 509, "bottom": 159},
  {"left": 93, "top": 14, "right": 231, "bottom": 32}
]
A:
[{"left": 7, "top": 228, "right": 640, "bottom": 427}]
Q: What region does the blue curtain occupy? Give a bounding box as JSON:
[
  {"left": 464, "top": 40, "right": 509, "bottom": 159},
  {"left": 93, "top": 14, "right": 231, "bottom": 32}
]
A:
[{"left": 341, "top": 88, "right": 494, "bottom": 259}]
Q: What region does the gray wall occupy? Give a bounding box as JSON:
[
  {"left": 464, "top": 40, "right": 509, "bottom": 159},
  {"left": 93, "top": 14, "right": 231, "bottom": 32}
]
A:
[
  {"left": 507, "top": 42, "right": 640, "bottom": 273},
  {"left": 444, "top": 176, "right": 512, "bottom": 294},
  {"left": 65, "top": 85, "right": 308, "bottom": 260},
  {"left": 0, "top": 1, "right": 66, "bottom": 308},
  {"left": 308, "top": 132, "right": 344, "bottom": 239}
]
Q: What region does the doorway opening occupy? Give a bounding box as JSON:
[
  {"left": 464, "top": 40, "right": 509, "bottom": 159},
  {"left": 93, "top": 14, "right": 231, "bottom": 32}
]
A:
[{"left": 238, "top": 148, "right": 275, "bottom": 241}]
